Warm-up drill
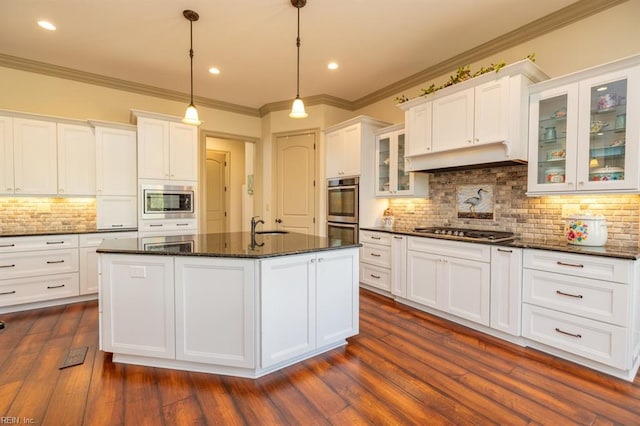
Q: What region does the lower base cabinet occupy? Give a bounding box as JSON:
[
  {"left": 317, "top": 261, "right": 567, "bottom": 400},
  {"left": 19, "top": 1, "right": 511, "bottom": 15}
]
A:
[
  {"left": 261, "top": 249, "right": 359, "bottom": 368},
  {"left": 407, "top": 237, "right": 491, "bottom": 326},
  {"left": 99, "top": 247, "right": 359, "bottom": 377}
]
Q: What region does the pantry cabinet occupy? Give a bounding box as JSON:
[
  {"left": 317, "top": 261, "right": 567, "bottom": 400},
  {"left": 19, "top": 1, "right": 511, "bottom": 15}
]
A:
[
  {"left": 528, "top": 54, "right": 640, "bottom": 195},
  {"left": 93, "top": 122, "right": 137, "bottom": 230},
  {"left": 134, "top": 112, "right": 198, "bottom": 182},
  {"left": 374, "top": 124, "right": 428, "bottom": 197}
]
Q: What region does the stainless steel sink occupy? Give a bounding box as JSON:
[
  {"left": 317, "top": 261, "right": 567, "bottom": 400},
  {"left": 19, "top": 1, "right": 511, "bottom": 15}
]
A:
[{"left": 255, "top": 230, "right": 289, "bottom": 235}]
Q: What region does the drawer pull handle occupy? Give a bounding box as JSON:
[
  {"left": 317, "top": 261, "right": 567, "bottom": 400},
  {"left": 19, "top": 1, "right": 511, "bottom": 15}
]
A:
[
  {"left": 149, "top": 224, "right": 163, "bottom": 228},
  {"left": 497, "top": 248, "right": 513, "bottom": 253},
  {"left": 0, "top": 243, "right": 15, "bottom": 248},
  {"left": 370, "top": 274, "right": 381, "bottom": 279},
  {"left": 370, "top": 253, "right": 381, "bottom": 257},
  {"left": 0, "top": 290, "right": 16, "bottom": 296},
  {"left": 393, "top": 236, "right": 403, "bottom": 240},
  {"left": 47, "top": 284, "right": 66, "bottom": 289},
  {"left": 46, "top": 241, "right": 65, "bottom": 245},
  {"left": 555, "top": 328, "right": 582, "bottom": 339},
  {"left": 370, "top": 236, "right": 381, "bottom": 240},
  {"left": 46, "top": 260, "right": 65, "bottom": 264},
  {"left": 557, "top": 261, "right": 584, "bottom": 268},
  {"left": 0, "top": 264, "right": 16, "bottom": 268},
  {"left": 176, "top": 223, "right": 189, "bottom": 226},
  {"left": 111, "top": 224, "right": 124, "bottom": 228},
  {"left": 556, "top": 290, "right": 583, "bottom": 299}
]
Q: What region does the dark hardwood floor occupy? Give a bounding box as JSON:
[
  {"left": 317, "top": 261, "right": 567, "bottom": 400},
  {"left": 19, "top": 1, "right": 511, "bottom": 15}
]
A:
[{"left": 1, "top": 289, "right": 638, "bottom": 425}]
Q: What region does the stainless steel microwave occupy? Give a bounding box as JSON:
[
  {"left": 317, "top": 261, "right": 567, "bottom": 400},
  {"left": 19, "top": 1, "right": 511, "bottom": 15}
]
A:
[{"left": 141, "top": 184, "right": 195, "bottom": 219}]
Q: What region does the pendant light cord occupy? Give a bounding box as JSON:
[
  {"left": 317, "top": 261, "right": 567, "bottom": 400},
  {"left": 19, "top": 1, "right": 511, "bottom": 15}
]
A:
[
  {"left": 295, "top": 5, "right": 301, "bottom": 98},
  {"left": 189, "top": 18, "right": 195, "bottom": 105}
]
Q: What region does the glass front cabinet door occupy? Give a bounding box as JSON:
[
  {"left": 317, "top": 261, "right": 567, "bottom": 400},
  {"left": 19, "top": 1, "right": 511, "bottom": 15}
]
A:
[
  {"left": 528, "top": 57, "right": 640, "bottom": 194},
  {"left": 374, "top": 125, "right": 429, "bottom": 197}
]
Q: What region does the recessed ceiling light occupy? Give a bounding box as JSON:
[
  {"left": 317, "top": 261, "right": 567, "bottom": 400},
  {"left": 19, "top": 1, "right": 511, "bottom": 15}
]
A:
[
  {"left": 37, "top": 20, "right": 56, "bottom": 31},
  {"left": 328, "top": 62, "right": 339, "bottom": 70},
  {"left": 208, "top": 67, "right": 220, "bottom": 75}
]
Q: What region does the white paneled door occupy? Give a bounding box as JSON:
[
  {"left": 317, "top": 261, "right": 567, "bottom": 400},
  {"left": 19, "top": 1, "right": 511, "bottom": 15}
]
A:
[{"left": 275, "top": 133, "right": 316, "bottom": 234}]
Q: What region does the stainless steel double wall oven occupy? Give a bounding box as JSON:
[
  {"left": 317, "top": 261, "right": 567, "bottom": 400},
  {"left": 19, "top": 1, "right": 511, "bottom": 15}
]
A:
[{"left": 326, "top": 176, "right": 359, "bottom": 245}]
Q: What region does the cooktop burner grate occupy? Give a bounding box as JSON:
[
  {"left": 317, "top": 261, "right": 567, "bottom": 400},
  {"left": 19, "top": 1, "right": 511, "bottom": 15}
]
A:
[{"left": 413, "top": 227, "right": 516, "bottom": 243}]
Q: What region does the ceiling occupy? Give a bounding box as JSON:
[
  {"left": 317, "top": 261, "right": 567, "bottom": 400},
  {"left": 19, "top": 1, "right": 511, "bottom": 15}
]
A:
[{"left": 0, "top": 0, "right": 607, "bottom": 113}]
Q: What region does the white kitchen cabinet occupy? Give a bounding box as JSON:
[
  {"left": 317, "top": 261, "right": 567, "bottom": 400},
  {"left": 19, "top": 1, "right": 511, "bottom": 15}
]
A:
[
  {"left": 79, "top": 232, "right": 137, "bottom": 295},
  {"left": 490, "top": 246, "right": 523, "bottom": 336},
  {"left": 93, "top": 122, "right": 137, "bottom": 230},
  {"left": 57, "top": 123, "right": 96, "bottom": 196},
  {"left": 398, "top": 60, "right": 547, "bottom": 171},
  {"left": 0, "top": 234, "right": 79, "bottom": 311},
  {"left": 522, "top": 249, "right": 639, "bottom": 379},
  {"left": 100, "top": 254, "right": 175, "bottom": 359},
  {"left": 359, "top": 230, "right": 392, "bottom": 292},
  {"left": 407, "top": 237, "right": 491, "bottom": 326},
  {"left": 391, "top": 234, "right": 407, "bottom": 298},
  {"left": 375, "top": 124, "right": 428, "bottom": 197},
  {"left": 12, "top": 117, "right": 57, "bottom": 195},
  {"left": 528, "top": 55, "right": 640, "bottom": 195},
  {"left": 261, "top": 248, "right": 359, "bottom": 368},
  {"left": 0, "top": 116, "right": 13, "bottom": 195},
  {"left": 325, "top": 116, "right": 390, "bottom": 179},
  {"left": 175, "top": 256, "right": 255, "bottom": 368},
  {"left": 135, "top": 113, "right": 198, "bottom": 182}
]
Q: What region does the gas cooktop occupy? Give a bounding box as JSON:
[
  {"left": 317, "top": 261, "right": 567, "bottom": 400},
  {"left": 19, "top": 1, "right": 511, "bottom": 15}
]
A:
[{"left": 412, "top": 227, "right": 516, "bottom": 243}]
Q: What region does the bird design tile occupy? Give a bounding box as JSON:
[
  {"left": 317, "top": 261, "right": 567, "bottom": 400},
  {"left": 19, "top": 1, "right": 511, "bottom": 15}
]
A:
[{"left": 457, "top": 184, "right": 494, "bottom": 219}]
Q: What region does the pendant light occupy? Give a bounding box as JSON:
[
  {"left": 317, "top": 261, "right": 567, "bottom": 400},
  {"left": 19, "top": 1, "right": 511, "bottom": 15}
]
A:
[
  {"left": 289, "top": 0, "right": 308, "bottom": 118},
  {"left": 182, "top": 9, "right": 202, "bottom": 126}
]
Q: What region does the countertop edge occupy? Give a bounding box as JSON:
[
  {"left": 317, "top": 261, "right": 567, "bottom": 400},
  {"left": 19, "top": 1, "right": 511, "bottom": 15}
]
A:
[{"left": 360, "top": 226, "right": 639, "bottom": 260}]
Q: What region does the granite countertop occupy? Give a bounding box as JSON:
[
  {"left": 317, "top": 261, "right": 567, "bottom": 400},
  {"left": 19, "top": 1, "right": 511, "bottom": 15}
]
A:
[
  {"left": 0, "top": 228, "right": 137, "bottom": 238},
  {"left": 97, "top": 231, "right": 360, "bottom": 259},
  {"left": 361, "top": 226, "right": 640, "bottom": 260}
]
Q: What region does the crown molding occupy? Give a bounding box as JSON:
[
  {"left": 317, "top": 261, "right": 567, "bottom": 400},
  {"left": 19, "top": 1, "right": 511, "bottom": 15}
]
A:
[
  {"left": 0, "top": 53, "right": 260, "bottom": 117},
  {"left": 351, "top": 0, "right": 628, "bottom": 109},
  {"left": 0, "top": 0, "right": 626, "bottom": 117}
]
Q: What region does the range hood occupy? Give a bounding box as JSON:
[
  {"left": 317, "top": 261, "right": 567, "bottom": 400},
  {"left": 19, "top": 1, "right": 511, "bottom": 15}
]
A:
[{"left": 405, "top": 140, "right": 527, "bottom": 173}]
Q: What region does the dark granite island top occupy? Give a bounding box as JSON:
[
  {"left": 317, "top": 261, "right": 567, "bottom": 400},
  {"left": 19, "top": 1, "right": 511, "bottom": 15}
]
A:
[{"left": 97, "top": 231, "right": 359, "bottom": 258}]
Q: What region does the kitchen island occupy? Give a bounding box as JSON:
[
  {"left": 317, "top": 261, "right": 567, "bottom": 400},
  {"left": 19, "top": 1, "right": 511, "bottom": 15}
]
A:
[{"left": 97, "top": 232, "right": 359, "bottom": 378}]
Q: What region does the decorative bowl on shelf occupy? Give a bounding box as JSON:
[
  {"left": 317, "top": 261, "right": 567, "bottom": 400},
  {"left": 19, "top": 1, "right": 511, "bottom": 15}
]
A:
[{"left": 589, "top": 166, "right": 624, "bottom": 181}]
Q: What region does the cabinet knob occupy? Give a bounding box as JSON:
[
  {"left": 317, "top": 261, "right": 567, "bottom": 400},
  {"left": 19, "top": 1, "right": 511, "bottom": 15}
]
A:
[
  {"left": 15, "top": 188, "right": 21, "bottom": 192},
  {"left": 475, "top": 138, "right": 479, "bottom": 142},
  {"left": 59, "top": 188, "right": 64, "bottom": 193},
  {"left": 96, "top": 189, "right": 102, "bottom": 193}
]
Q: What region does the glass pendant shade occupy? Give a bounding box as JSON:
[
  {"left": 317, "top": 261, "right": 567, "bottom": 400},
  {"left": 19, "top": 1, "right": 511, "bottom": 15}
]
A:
[
  {"left": 183, "top": 103, "right": 202, "bottom": 126},
  {"left": 289, "top": 96, "right": 308, "bottom": 118}
]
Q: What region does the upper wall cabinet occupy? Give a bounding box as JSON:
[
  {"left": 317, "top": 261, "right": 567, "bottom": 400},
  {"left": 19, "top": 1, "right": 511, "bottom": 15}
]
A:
[
  {"left": 12, "top": 117, "right": 57, "bottom": 195},
  {"left": 57, "top": 123, "right": 96, "bottom": 196},
  {"left": 527, "top": 54, "right": 640, "bottom": 195},
  {"left": 324, "top": 116, "right": 390, "bottom": 179},
  {"left": 0, "top": 116, "right": 13, "bottom": 195},
  {"left": 374, "top": 124, "right": 428, "bottom": 197},
  {"left": 133, "top": 110, "right": 198, "bottom": 182},
  {"left": 398, "top": 60, "right": 548, "bottom": 171}
]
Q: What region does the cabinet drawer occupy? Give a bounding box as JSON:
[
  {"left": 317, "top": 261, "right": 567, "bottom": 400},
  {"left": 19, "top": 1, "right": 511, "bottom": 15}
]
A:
[
  {"left": 79, "top": 231, "right": 138, "bottom": 247},
  {"left": 360, "top": 243, "right": 391, "bottom": 268},
  {"left": 0, "top": 272, "right": 80, "bottom": 307},
  {"left": 359, "top": 263, "right": 391, "bottom": 291},
  {"left": 408, "top": 236, "right": 491, "bottom": 262},
  {"left": 360, "top": 230, "right": 391, "bottom": 246},
  {"left": 524, "top": 249, "right": 631, "bottom": 284},
  {"left": 139, "top": 219, "right": 197, "bottom": 233},
  {"left": 0, "top": 249, "right": 79, "bottom": 280},
  {"left": 523, "top": 269, "right": 628, "bottom": 326},
  {"left": 0, "top": 234, "right": 78, "bottom": 253},
  {"left": 522, "top": 304, "right": 628, "bottom": 369}
]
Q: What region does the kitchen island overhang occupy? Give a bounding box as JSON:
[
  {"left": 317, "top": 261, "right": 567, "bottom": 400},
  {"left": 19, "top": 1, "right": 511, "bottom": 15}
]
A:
[{"left": 97, "top": 232, "right": 360, "bottom": 379}]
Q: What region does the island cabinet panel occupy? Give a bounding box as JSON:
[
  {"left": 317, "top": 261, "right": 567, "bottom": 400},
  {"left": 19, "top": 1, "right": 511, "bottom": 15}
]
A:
[
  {"left": 174, "top": 257, "right": 255, "bottom": 368},
  {"left": 316, "top": 249, "right": 359, "bottom": 347},
  {"left": 261, "top": 253, "right": 317, "bottom": 368},
  {"left": 100, "top": 255, "right": 175, "bottom": 359}
]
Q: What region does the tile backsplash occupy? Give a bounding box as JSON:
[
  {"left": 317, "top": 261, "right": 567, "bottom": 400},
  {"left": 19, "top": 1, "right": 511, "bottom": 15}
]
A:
[
  {"left": 0, "top": 197, "right": 96, "bottom": 234},
  {"left": 388, "top": 165, "right": 640, "bottom": 250}
]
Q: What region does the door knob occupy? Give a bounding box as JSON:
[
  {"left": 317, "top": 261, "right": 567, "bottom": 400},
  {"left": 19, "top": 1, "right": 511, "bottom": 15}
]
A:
[{"left": 275, "top": 218, "right": 283, "bottom": 223}]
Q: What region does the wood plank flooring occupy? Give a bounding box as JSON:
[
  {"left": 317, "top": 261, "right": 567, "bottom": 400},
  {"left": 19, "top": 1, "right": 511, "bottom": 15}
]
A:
[{"left": 0, "top": 289, "right": 638, "bottom": 425}]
